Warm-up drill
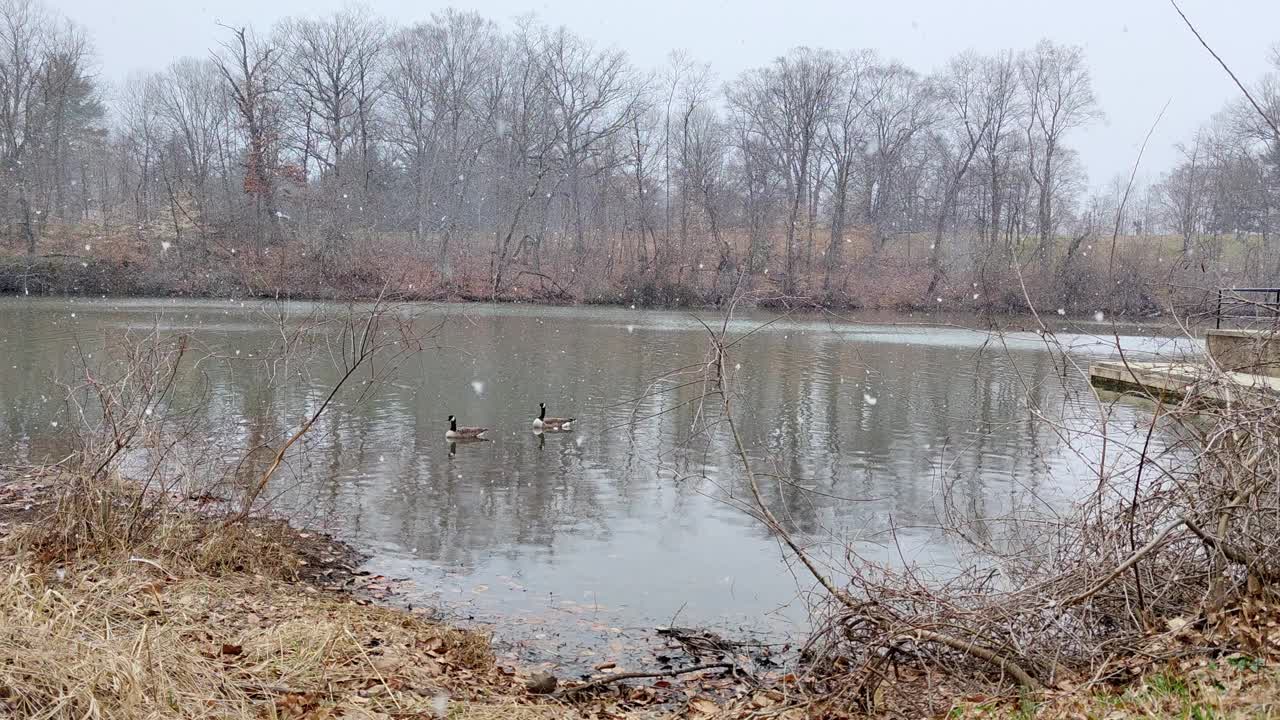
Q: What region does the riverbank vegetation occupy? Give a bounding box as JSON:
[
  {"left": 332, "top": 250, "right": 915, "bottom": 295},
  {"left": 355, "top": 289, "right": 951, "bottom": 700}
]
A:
[
  {"left": 0, "top": 285, "right": 1277, "bottom": 717},
  {"left": 2, "top": 1, "right": 1277, "bottom": 314},
  {"left": 0, "top": 472, "right": 536, "bottom": 720},
  {"left": 644, "top": 290, "right": 1280, "bottom": 717}
]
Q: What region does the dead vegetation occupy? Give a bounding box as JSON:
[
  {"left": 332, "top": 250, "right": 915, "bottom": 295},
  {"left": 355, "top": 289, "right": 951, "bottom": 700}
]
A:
[
  {"left": 650, "top": 281, "right": 1280, "bottom": 717},
  {"left": 0, "top": 533, "right": 554, "bottom": 719}
]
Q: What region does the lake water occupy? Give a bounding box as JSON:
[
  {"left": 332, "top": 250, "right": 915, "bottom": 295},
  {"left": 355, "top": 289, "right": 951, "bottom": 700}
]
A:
[{"left": 0, "top": 298, "right": 1188, "bottom": 667}]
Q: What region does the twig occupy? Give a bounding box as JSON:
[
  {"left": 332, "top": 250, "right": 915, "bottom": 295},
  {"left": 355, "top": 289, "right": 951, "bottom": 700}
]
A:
[
  {"left": 1108, "top": 100, "right": 1169, "bottom": 278},
  {"left": 1064, "top": 520, "right": 1188, "bottom": 608},
  {"left": 556, "top": 662, "right": 737, "bottom": 698},
  {"left": 1169, "top": 0, "right": 1280, "bottom": 141},
  {"left": 1184, "top": 517, "right": 1280, "bottom": 582},
  {"left": 704, "top": 298, "right": 1044, "bottom": 692},
  {"left": 908, "top": 628, "right": 1041, "bottom": 691},
  {"left": 126, "top": 556, "right": 177, "bottom": 580}
]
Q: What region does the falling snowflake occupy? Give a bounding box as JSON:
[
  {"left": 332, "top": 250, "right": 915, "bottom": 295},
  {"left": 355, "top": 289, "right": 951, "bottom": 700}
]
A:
[
  {"left": 1094, "top": 311, "right": 1105, "bottom": 323},
  {"left": 431, "top": 693, "right": 449, "bottom": 719},
  {"left": 1057, "top": 308, "right": 1066, "bottom": 315},
  {"left": 863, "top": 393, "right": 878, "bottom": 406},
  {"left": 470, "top": 380, "right": 485, "bottom": 396},
  {"left": 160, "top": 241, "right": 171, "bottom": 251},
  {"left": 84, "top": 244, "right": 91, "bottom": 252}
]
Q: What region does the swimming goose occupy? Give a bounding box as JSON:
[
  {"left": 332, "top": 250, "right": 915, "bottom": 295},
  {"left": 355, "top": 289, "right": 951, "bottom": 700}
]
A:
[
  {"left": 533, "top": 402, "right": 575, "bottom": 432},
  {"left": 445, "top": 415, "right": 489, "bottom": 440}
]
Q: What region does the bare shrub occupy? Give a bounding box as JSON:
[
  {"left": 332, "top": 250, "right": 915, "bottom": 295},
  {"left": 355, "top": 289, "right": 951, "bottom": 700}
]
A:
[
  {"left": 668, "top": 284, "right": 1280, "bottom": 712},
  {"left": 18, "top": 297, "right": 428, "bottom": 572}
]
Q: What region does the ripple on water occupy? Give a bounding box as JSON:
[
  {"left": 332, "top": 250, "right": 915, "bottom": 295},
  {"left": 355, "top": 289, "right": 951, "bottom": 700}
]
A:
[{"left": 0, "top": 299, "right": 1172, "bottom": 664}]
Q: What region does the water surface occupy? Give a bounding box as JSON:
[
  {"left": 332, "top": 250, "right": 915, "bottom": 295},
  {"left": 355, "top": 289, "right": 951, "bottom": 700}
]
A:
[{"left": 0, "top": 298, "right": 1181, "bottom": 664}]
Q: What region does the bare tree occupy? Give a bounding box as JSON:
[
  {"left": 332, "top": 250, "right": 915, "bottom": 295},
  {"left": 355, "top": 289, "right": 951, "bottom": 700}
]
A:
[
  {"left": 1158, "top": 133, "right": 1208, "bottom": 256},
  {"left": 1021, "top": 40, "right": 1099, "bottom": 262},
  {"left": 974, "top": 50, "right": 1024, "bottom": 273},
  {"left": 926, "top": 51, "right": 997, "bottom": 295},
  {"left": 728, "top": 48, "right": 843, "bottom": 294},
  {"left": 212, "top": 23, "right": 282, "bottom": 252},
  {"left": 821, "top": 50, "right": 878, "bottom": 290},
  {"left": 5, "top": 5, "right": 1264, "bottom": 315},
  {"left": 153, "top": 57, "right": 224, "bottom": 238},
  {"left": 861, "top": 62, "right": 937, "bottom": 252},
  {"left": 277, "top": 8, "right": 386, "bottom": 259},
  {"left": 538, "top": 25, "right": 645, "bottom": 259}
]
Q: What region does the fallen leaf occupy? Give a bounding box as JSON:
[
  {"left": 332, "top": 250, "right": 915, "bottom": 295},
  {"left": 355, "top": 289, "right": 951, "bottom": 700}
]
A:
[{"left": 688, "top": 697, "right": 719, "bottom": 717}]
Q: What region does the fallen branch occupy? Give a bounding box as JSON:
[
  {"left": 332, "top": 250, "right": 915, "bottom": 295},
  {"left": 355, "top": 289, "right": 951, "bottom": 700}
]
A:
[
  {"left": 1185, "top": 517, "right": 1280, "bottom": 582},
  {"left": 514, "top": 270, "right": 572, "bottom": 299},
  {"left": 1063, "top": 520, "right": 1188, "bottom": 608},
  {"left": 909, "top": 628, "right": 1042, "bottom": 691},
  {"left": 556, "top": 662, "right": 738, "bottom": 698}
]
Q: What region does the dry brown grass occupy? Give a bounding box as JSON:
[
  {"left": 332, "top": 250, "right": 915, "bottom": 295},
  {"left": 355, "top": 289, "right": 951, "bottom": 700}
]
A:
[
  {"left": 0, "top": 553, "right": 578, "bottom": 719},
  {"left": 12, "top": 469, "right": 303, "bottom": 581},
  {"left": 0, "top": 461, "right": 594, "bottom": 720},
  {"left": 7, "top": 220, "right": 1216, "bottom": 315}
]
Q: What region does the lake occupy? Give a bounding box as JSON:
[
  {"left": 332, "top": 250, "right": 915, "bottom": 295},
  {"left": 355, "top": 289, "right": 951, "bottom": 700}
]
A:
[{"left": 0, "top": 298, "right": 1187, "bottom": 667}]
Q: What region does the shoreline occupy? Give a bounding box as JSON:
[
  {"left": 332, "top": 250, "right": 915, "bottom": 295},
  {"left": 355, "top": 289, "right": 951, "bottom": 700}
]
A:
[
  {"left": 0, "top": 467, "right": 784, "bottom": 718},
  {"left": 0, "top": 249, "right": 1182, "bottom": 321},
  {"left": 0, "top": 286, "right": 1182, "bottom": 337},
  {"left": 2, "top": 454, "right": 1277, "bottom": 718}
]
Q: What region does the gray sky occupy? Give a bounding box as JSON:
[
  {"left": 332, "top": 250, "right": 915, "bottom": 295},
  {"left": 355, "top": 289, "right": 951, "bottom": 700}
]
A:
[{"left": 63, "top": 0, "right": 1280, "bottom": 188}]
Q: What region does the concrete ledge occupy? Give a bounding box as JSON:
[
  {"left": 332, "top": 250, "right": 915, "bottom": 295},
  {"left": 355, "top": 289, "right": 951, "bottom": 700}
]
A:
[
  {"left": 1089, "top": 360, "right": 1280, "bottom": 403},
  {"left": 1205, "top": 328, "right": 1280, "bottom": 378}
]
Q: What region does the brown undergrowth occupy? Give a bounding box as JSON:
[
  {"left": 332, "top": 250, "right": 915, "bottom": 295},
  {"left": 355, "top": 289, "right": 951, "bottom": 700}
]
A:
[
  {"left": 0, "top": 222, "right": 1215, "bottom": 316},
  {"left": 0, "top": 468, "right": 570, "bottom": 720}
]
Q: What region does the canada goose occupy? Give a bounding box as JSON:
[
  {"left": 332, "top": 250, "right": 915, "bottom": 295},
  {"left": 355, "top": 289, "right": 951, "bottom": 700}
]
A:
[
  {"left": 532, "top": 402, "right": 575, "bottom": 432},
  {"left": 445, "top": 415, "right": 488, "bottom": 440}
]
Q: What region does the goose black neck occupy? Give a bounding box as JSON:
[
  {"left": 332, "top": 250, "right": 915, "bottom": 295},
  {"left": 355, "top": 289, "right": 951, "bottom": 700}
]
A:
[
  {"left": 539, "top": 405, "right": 546, "bottom": 420},
  {"left": 450, "top": 417, "right": 457, "bottom": 431}
]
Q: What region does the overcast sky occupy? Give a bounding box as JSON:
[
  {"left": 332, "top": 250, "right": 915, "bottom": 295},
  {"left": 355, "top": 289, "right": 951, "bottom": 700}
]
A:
[{"left": 58, "top": 0, "right": 1280, "bottom": 189}]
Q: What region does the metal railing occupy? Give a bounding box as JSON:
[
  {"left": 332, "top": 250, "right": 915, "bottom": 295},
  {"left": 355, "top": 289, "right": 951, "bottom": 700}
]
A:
[{"left": 1215, "top": 287, "right": 1280, "bottom": 329}]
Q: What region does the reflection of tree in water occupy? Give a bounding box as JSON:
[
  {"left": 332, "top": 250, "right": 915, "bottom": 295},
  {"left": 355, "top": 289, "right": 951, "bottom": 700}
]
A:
[
  {"left": 2, "top": 303, "right": 1176, "bottom": 586},
  {"left": 667, "top": 330, "right": 1166, "bottom": 558}
]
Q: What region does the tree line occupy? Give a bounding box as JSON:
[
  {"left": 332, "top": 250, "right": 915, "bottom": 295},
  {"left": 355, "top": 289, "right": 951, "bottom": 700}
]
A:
[{"left": 4, "top": 0, "right": 1279, "bottom": 311}]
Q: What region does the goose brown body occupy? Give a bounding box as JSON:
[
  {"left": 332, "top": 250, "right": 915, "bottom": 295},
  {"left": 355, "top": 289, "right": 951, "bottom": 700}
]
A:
[
  {"left": 532, "top": 403, "right": 575, "bottom": 432},
  {"left": 445, "top": 415, "right": 488, "bottom": 440}
]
